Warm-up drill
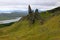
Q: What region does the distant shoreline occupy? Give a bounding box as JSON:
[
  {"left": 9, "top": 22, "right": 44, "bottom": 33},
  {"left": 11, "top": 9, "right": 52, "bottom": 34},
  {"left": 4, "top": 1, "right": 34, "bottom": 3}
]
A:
[{"left": 0, "top": 17, "right": 22, "bottom": 24}]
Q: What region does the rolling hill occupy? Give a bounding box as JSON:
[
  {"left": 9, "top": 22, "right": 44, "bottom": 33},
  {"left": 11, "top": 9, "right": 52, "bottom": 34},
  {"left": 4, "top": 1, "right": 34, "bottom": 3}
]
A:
[{"left": 0, "top": 7, "right": 60, "bottom": 40}]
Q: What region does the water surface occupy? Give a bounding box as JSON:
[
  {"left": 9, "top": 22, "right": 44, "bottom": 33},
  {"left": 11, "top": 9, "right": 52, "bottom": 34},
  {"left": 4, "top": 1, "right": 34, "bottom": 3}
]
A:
[{"left": 0, "top": 17, "right": 22, "bottom": 24}]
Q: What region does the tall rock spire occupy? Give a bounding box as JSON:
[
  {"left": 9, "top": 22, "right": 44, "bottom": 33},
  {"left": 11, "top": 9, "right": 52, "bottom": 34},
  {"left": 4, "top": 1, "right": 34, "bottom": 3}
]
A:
[{"left": 28, "top": 5, "right": 32, "bottom": 14}]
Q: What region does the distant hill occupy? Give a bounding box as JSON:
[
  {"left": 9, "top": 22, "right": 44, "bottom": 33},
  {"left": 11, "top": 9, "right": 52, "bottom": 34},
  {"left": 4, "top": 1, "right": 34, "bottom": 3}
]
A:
[{"left": 0, "top": 11, "right": 28, "bottom": 20}]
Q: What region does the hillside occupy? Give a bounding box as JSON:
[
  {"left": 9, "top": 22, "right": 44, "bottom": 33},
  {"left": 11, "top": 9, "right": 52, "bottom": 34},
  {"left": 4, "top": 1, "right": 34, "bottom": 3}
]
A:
[
  {"left": 0, "top": 13, "right": 59, "bottom": 40},
  {"left": 48, "top": 7, "right": 60, "bottom": 13},
  {"left": 0, "top": 6, "right": 60, "bottom": 40}
]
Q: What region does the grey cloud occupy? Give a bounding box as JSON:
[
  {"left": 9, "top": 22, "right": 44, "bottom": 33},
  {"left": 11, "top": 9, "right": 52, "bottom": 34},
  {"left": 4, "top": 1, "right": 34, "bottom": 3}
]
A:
[
  {"left": 32, "top": 2, "right": 56, "bottom": 6},
  {"left": 0, "top": 0, "right": 59, "bottom": 6}
]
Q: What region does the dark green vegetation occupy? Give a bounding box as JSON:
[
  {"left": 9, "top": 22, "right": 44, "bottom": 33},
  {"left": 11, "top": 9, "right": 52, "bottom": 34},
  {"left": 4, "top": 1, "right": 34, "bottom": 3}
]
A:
[
  {"left": 0, "top": 5, "right": 60, "bottom": 40},
  {"left": 0, "top": 22, "right": 14, "bottom": 28}
]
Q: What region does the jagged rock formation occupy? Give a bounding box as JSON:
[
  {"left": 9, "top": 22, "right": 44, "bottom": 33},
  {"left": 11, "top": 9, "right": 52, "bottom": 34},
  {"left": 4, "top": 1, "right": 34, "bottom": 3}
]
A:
[
  {"left": 28, "top": 5, "right": 44, "bottom": 24},
  {"left": 28, "top": 5, "right": 35, "bottom": 24},
  {"left": 35, "top": 9, "right": 39, "bottom": 19}
]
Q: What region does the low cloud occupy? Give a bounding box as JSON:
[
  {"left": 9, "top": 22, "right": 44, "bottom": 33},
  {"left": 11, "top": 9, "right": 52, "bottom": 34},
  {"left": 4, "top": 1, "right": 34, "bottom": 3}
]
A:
[{"left": 0, "top": 0, "right": 59, "bottom": 10}]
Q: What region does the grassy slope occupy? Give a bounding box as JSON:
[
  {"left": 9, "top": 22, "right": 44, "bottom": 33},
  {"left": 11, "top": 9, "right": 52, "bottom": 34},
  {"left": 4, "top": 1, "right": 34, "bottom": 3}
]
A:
[
  {"left": 0, "top": 14, "right": 59, "bottom": 40},
  {"left": 0, "top": 7, "right": 60, "bottom": 40}
]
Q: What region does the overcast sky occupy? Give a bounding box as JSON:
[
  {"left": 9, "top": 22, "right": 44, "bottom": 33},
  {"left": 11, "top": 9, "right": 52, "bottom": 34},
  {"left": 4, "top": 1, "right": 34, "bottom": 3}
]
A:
[{"left": 0, "top": 0, "right": 60, "bottom": 11}]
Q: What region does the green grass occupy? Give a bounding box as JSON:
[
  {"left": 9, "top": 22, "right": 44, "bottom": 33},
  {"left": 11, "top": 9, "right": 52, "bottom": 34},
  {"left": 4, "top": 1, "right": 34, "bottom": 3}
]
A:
[{"left": 0, "top": 15, "right": 59, "bottom": 40}]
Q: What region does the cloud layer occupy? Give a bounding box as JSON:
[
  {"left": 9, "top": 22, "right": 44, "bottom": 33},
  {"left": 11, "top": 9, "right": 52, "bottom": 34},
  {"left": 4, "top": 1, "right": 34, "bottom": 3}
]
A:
[{"left": 0, "top": 0, "right": 60, "bottom": 10}]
